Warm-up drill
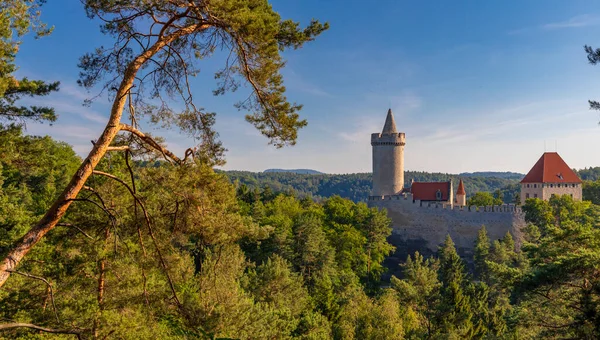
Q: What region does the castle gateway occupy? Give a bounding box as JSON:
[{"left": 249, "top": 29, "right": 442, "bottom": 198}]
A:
[{"left": 367, "top": 109, "right": 525, "bottom": 272}]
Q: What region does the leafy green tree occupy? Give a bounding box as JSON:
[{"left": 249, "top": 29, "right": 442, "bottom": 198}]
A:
[
  {"left": 493, "top": 189, "right": 503, "bottom": 203},
  {"left": 577, "top": 166, "right": 600, "bottom": 181},
  {"left": 292, "top": 212, "right": 336, "bottom": 287},
  {"left": 243, "top": 254, "right": 333, "bottom": 338},
  {"left": 0, "top": 125, "right": 80, "bottom": 254},
  {"left": 322, "top": 196, "right": 394, "bottom": 291},
  {"left": 583, "top": 179, "right": 600, "bottom": 204},
  {"left": 467, "top": 192, "right": 503, "bottom": 207},
  {"left": 391, "top": 252, "right": 441, "bottom": 338},
  {"left": 511, "top": 194, "right": 600, "bottom": 338},
  {"left": 334, "top": 288, "right": 405, "bottom": 340}
]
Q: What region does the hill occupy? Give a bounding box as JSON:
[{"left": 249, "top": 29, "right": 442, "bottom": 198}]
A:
[
  {"left": 222, "top": 170, "right": 522, "bottom": 203},
  {"left": 576, "top": 167, "right": 600, "bottom": 181},
  {"left": 459, "top": 171, "right": 524, "bottom": 180},
  {"left": 263, "top": 168, "right": 324, "bottom": 174}
]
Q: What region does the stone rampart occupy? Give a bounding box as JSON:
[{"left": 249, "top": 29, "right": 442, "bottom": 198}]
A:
[{"left": 368, "top": 194, "right": 526, "bottom": 278}]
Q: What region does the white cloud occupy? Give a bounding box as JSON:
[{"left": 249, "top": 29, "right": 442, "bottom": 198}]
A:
[
  {"left": 26, "top": 124, "right": 100, "bottom": 140},
  {"left": 509, "top": 14, "right": 600, "bottom": 35},
  {"left": 59, "top": 83, "right": 93, "bottom": 101},
  {"left": 542, "top": 14, "right": 600, "bottom": 30}
]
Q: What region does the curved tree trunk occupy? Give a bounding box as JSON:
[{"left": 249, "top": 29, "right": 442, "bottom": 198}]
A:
[{"left": 0, "top": 24, "right": 204, "bottom": 288}]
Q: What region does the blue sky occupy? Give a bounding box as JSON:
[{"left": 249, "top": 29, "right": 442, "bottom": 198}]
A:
[{"left": 13, "top": 0, "right": 600, "bottom": 174}]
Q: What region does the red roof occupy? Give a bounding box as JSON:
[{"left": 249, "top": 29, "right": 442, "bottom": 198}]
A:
[
  {"left": 456, "top": 179, "right": 466, "bottom": 196},
  {"left": 521, "top": 152, "right": 582, "bottom": 184},
  {"left": 411, "top": 181, "right": 451, "bottom": 201}
]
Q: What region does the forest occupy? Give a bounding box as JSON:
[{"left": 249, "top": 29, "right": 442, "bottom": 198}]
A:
[
  {"left": 223, "top": 170, "right": 523, "bottom": 203},
  {"left": 224, "top": 169, "right": 600, "bottom": 205},
  {"left": 3, "top": 127, "right": 600, "bottom": 338},
  {"left": 2, "top": 0, "right": 600, "bottom": 339}
]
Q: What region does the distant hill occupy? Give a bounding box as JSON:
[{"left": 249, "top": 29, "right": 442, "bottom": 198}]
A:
[
  {"left": 576, "top": 167, "right": 600, "bottom": 181},
  {"left": 263, "top": 168, "right": 324, "bottom": 175},
  {"left": 223, "top": 170, "right": 522, "bottom": 203},
  {"left": 459, "top": 172, "right": 524, "bottom": 180}
]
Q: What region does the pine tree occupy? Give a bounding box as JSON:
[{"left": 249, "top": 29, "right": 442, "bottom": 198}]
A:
[
  {"left": 437, "top": 235, "right": 474, "bottom": 337},
  {"left": 0, "top": 0, "right": 328, "bottom": 288},
  {"left": 474, "top": 226, "right": 491, "bottom": 282},
  {"left": 0, "top": 0, "right": 59, "bottom": 125}
]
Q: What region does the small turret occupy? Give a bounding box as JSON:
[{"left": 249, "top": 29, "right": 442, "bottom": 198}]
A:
[{"left": 455, "top": 179, "right": 466, "bottom": 206}]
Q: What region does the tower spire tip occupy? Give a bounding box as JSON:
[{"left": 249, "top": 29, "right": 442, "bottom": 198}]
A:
[{"left": 382, "top": 108, "right": 397, "bottom": 134}]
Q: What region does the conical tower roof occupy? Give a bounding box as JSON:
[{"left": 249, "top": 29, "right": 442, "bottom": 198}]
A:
[
  {"left": 456, "top": 179, "right": 466, "bottom": 196},
  {"left": 382, "top": 108, "right": 397, "bottom": 134}
]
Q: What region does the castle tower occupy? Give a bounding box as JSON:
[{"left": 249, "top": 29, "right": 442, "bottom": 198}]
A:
[
  {"left": 455, "top": 179, "right": 466, "bottom": 206},
  {"left": 371, "top": 109, "right": 406, "bottom": 196}
]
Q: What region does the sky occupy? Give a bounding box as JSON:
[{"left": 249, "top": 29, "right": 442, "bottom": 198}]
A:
[{"left": 13, "top": 0, "right": 600, "bottom": 174}]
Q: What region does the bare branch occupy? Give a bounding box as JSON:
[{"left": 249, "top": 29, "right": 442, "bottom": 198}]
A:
[
  {"left": 57, "top": 223, "right": 95, "bottom": 240},
  {"left": 0, "top": 323, "right": 86, "bottom": 338},
  {"left": 92, "top": 170, "right": 182, "bottom": 307},
  {"left": 124, "top": 149, "right": 150, "bottom": 304},
  {"left": 106, "top": 146, "right": 130, "bottom": 152},
  {"left": 5, "top": 271, "right": 59, "bottom": 322},
  {"left": 119, "top": 123, "right": 181, "bottom": 164}
]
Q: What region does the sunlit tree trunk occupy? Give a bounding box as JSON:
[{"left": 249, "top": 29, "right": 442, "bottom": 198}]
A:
[{"left": 0, "top": 24, "right": 204, "bottom": 288}]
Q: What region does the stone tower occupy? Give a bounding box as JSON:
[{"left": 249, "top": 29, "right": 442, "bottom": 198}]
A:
[{"left": 371, "top": 109, "right": 406, "bottom": 196}]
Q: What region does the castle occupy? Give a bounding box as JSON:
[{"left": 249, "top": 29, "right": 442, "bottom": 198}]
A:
[{"left": 368, "top": 109, "right": 582, "bottom": 274}]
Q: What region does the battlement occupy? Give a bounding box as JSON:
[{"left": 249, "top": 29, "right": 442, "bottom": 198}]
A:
[
  {"left": 371, "top": 132, "right": 406, "bottom": 146},
  {"left": 368, "top": 193, "right": 523, "bottom": 215}
]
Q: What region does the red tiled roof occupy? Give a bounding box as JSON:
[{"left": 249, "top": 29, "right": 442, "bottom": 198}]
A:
[
  {"left": 411, "top": 181, "right": 450, "bottom": 201},
  {"left": 456, "top": 179, "right": 466, "bottom": 196},
  {"left": 521, "top": 152, "right": 582, "bottom": 184}
]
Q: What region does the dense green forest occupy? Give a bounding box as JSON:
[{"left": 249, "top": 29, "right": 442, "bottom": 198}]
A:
[
  {"left": 3, "top": 126, "right": 600, "bottom": 338},
  {"left": 3, "top": 0, "right": 600, "bottom": 338},
  {"left": 577, "top": 167, "right": 600, "bottom": 181},
  {"left": 225, "top": 168, "right": 600, "bottom": 205},
  {"left": 223, "top": 171, "right": 523, "bottom": 203}
]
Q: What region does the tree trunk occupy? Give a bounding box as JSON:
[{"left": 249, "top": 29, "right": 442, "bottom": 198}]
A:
[{"left": 0, "top": 24, "right": 204, "bottom": 288}]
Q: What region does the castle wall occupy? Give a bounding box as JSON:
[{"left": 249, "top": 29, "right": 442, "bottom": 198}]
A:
[
  {"left": 369, "top": 195, "right": 525, "bottom": 277},
  {"left": 371, "top": 133, "right": 405, "bottom": 196}
]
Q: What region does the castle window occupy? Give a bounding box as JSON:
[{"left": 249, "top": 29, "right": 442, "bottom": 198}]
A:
[
  {"left": 526, "top": 193, "right": 530, "bottom": 199},
  {"left": 534, "top": 194, "right": 538, "bottom": 198},
  {"left": 550, "top": 184, "right": 554, "bottom": 188},
  {"left": 557, "top": 184, "right": 561, "bottom": 188},
  {"left": 527, "top": 184, "right": 530, "bottom": 188}
]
